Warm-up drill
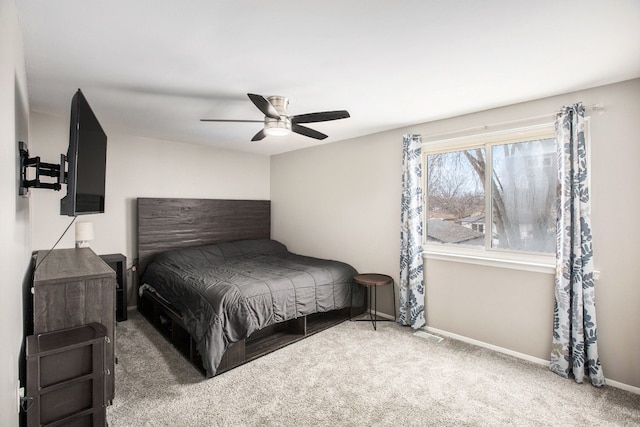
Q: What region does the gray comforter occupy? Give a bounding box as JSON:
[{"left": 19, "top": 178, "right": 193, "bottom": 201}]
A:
[{"left": 141, "top": 239, "right": 360, "bottom": 376}]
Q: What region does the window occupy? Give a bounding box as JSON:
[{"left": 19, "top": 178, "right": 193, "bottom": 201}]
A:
[
  {"left": 490, "top": 138, "right": 556, "bottom": 252},
  {"left": 426, "top": 148, "right": 486, "bottom": 247},
  {"left": 424, "top": 124, "right": 558, "bottom": 260}
]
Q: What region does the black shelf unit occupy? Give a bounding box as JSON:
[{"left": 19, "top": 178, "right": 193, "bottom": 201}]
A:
[
  {"left": 26, "top": 323, "right": 108, "bottom": 427},
  {"left": 100, "top": 254, "right": 127, "bottom": 322}
]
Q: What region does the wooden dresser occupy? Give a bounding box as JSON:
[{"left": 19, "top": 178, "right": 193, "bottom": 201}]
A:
[{"left": 33, "top": 248, "right": 116, "bottom": 403}]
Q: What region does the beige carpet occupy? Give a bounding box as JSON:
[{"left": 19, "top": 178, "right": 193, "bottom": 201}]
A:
[{"left": 107, "top": 312, "right": 640, "bottom": 426}]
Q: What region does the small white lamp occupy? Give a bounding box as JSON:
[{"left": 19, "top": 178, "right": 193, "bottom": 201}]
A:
[{"left": 75, "top": 222, "right": 94, "bottom": 248}]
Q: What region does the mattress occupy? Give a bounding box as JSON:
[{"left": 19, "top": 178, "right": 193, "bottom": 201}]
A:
[{"left": 141, "top": 239, "right": 361, "bottom": 376}]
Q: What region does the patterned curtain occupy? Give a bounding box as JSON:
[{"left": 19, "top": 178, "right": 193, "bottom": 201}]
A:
[
  {"left": 398, "top": 134, "right": 425, "bottom": 329},
  {"left": 550, "top": 103, "right": 605, "bottom": 386}
]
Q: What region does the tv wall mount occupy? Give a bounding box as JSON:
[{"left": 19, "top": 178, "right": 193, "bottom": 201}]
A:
[{"left": 18, "top": 141, "right": 66, "bottom": 196}]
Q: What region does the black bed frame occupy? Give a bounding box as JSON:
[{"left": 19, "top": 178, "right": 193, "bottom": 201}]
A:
[{"left": 136, "top": 198, "right": 364, "bottom": 377}]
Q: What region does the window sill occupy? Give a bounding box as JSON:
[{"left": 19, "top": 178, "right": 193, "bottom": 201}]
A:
[{"left": 423, "top": 245, "right": 601, "bottom": 280}]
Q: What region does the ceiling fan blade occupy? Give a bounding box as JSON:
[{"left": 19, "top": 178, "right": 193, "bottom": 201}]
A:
[
  {"left": 292, "top": 124, "right": 328, "bottom": 140},
  {"left": 200, "top": 119, "right": 263, "bottom": 122},
  {"left": 291, "top": 110, "right": 350, "bottom": 124},
  {"left": 251, "top": 129, "right": 267, "bottom": 141},
  {"left": 247, "top": 93, "right": 280, "bottom": 119}
]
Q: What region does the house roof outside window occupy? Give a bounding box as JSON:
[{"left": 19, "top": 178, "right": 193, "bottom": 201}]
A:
[{"left": 427, "top": 218, "right": 484, "bottom": 245}]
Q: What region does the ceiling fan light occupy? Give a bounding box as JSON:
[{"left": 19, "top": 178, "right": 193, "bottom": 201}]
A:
[
  {"left": 265, "top": 127, "right": 291, "bottom": 136},
  {"left": 264, "top": 118, "right": 291, "bottom": 136}
]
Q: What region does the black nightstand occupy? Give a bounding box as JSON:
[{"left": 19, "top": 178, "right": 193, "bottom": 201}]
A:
[{"left": 100, "top": 253, "right": 127, "bottom": 322}]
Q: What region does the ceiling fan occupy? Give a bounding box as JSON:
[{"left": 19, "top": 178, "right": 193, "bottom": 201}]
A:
[{"left": 201, "top": 93, "right": 350, "bottom": 141}]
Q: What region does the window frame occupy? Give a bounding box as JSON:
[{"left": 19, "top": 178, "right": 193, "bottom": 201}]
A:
[{"left": 421, "top": 122, "right": 580, "bottom": 274}]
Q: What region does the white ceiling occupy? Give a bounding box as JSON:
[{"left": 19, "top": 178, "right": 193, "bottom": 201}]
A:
[{"left": 16, "top": 0, "right": 640, "bottom": 156}]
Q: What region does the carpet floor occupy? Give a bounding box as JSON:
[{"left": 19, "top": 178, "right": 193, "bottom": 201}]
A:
[{"left": 107, "top": 312, "right": 640, "bottom": 426}]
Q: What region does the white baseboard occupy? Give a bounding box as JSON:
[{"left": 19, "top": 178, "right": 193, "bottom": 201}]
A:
[
  {"left": 424, "top": 326, "right": 549, "bottom": 366},
  {"left": 362, "top": 309, "right": 396, "bottom": 321},
  {"left": 605, "top": 379, "right": 640, "bottom": 395},
  {"left": 423, "top": 326, "right": 640, "bottom": 395}
]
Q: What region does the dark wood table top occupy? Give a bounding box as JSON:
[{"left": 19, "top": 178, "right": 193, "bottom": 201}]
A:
[{"left": 353, "top": 273, "right": 393, "bottom": 287}]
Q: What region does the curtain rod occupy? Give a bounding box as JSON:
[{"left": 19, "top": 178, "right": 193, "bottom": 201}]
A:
[{"left": 420, "top": 103, "right": 604, "bottom": 141}]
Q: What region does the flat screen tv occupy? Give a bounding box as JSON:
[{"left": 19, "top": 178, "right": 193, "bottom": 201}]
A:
[{"left": 60, "top": 89, "right": 107, "bottom": 216}]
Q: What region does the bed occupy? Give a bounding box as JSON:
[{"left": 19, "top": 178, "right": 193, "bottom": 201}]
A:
[{"left": 136, "top": 198, "right": 364, "bottom": 377}]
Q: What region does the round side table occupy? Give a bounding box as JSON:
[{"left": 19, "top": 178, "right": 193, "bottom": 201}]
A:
[{"left": 352, "top": 273, "right": 396, "bottom": 330}]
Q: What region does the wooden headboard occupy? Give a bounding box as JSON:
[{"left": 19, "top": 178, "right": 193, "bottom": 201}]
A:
[{"left": 137, "top": 198, "right": 270, "bottom": 274}]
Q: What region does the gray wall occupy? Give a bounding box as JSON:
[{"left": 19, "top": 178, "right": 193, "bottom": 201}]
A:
[
  {"left": 271, "top": 79, "right": 640, "bottom": 390},
  {"left": 1, "top": 0, "right": 31, "bottom": 423}
]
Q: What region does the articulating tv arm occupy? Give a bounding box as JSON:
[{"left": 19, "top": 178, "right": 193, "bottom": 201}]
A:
[{"left": 18, "top": 141, "right": 66, "bottom": 196}]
